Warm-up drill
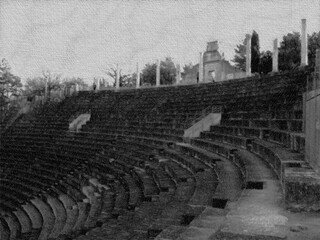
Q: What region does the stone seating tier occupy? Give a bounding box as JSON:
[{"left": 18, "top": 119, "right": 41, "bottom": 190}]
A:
[
  {"left": 0, "top": 69, "right": 314, "bottom": 239},
  {"left": 197, "top": 110, "right": 319, "bottom": 212}
]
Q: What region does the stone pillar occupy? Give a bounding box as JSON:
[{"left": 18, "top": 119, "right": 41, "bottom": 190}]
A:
[
  {"left": 315, "top": 49, "right": 320, "bottom": 89},
  {"left": 75, "top": 83, "right": 79, "bottom": 92},
  {"left": 136, "top": 63, "right": 140, "bottom": 88},
  {"left": 44, "top": 78, "right": 48, "bottom": 101},
  {"left": 245, "top": 34, "right": 251, "bottom": 76},
  {"left": 6, "top": 82, "right": 9, "bottom": 98},
  {"left": 272, "top": 38, "right": 279, "bottom": 72},
  {"left": 301, "top": 19, "right": 308, "bottom": 67},
  {"left": 97, "top": 79, "right": 101, "bottom": 90},
  {"left": 156, "top": 60, "right": 160, "bottom": 87},
  {"left": 176, "top": 64, "right": 181, "bottom": 84},
  {"left": 59, "top": 87, "right": 64, "bottom": 99},
  {"left": 115, "top": 65, "right": 120, "bottom": 89},
  {"left": 199, "top": 52, "right": 204, "bottom": 82}
]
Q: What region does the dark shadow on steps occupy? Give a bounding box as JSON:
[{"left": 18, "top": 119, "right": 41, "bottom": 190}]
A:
[
  {"left": 148, "top": 228, "right": 163, "bottom": 238},
  {"left": 180, "top": 214, "right": 195, "bottom": 226},
  {"left": 246, "top": 181, "right": 264, "bottom": 190},
  {"left": 212, "top": 198, "right": 228, "bottom": 209}
]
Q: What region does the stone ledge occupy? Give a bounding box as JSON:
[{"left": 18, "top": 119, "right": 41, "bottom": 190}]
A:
[
  {"left": 284, "top": 168, "right": 320, "bottom": 212},
  {"left": 252, "top": 139, "right": 320, "bottom": 212},
  {"left": 213, "top": 230, "right": 286, "bottom": 240}
]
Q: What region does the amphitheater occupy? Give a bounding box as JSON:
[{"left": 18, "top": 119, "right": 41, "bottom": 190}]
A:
[
  {"left": 1, "top": 15, "right": 320, "bottom": 239},
  {"left": 1, "top": 63, "right": 320, "bottom": 240}
]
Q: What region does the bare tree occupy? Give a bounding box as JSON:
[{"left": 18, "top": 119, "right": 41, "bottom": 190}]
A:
[{"left": 104, "top": 66, "right": 132, "bottom": 87}]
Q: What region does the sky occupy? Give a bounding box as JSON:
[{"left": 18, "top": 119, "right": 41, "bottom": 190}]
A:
[{"left": 0, "top": 0, "right": 319, "bottom": 84}]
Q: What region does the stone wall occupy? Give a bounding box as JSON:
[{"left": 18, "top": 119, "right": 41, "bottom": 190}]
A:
[{"left": 305, "top": 88, "right": 320, "bottom": 173}]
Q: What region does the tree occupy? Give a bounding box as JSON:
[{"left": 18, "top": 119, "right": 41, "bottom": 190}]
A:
[
  {"left": 307, "top": 32, "right": 320, "bottom": 69},
  {"left": 278, "top": 32, "right": 301, "bottom": 71},
  {"left": 181, "top": 63, "right": 198, "bottom": 82},
  {"left": 233, "top": 42, "right": 246, "bottom": 71},
  {"left": 182, "top": 63, "right": 194, "bottom": 75},
  {"left": 140, "top": 63, "right": 156, "bottom": 86},
  {"left": 24, "top": 70, "right": 61, "bottom": 97},
  {"left": 278, "top": 31, "right": 320, "bottom": 71},
  {"left": 251, "top": 31, "right": 260, "bottom": 73},
  {"left": 0, "top": 59, "right": 22, "bottom": 108},
  {"left": 259, "top": 51, "right": 272, "bottom": 74},
  {"left": 232, "top": 31, "right": 261, "bottom": 73},
  {"left": 62, "top": 77, "right": 88, "bottom": 89},
  {"left": 122, "top": 73, "right": 137, "bottom": 87},
  {"left": 141, "top": 57, "right": 176, "bottom": 86},
  {"left": 105, "top": 66, "right": 132, "bottom": 87}
]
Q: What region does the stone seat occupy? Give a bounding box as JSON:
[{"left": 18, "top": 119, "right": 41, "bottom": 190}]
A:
[
  {"left": 25, "top": 161, "right": 89, "bottom": 201},
  {"left": 176, "top": 143, "right": 223, "bottom": 169},
  {"left": 0, "top": 158, "right": 87, "bottom": 205},
  {"left": 165, "top": 148, "right": 208, "bottom": 174},
  {"left": 31, "top": 158, "right": 107, "bottom": 232},
  {"left": 188, "top": 167, "right": 219, "bottom": 206},
  {"left": 105, "top": 128, "right": 183, "bottom": 142},
  {"left": 132, "top": 168, "right": 160, "bottom": 197},
  {"left": 174, "top": 144, "right": 220, "bottom": 207},
  {"left": 0, "top": 180, "right": 57, "bottom": 239},
  {"left": 105, "top": 160, "right": 157, "bottom": 200},
  {"left": 111, "top": 179, "right": 130, "bottom": 215},
  {"left": 222, "top": 111, "right": 261, "bottom": 120},
  {"left": 152, "top": 166, "right": 177, "bottom": 193},
  {"left": 177, "top": 142, "right": 247, "bottom": 189},
  {"left": 99, "top": 137, "right": 177, "bottom": 194},
  {"left": 113, "top": 137, "right": 161, "bottom": 154},
  {"left": 0, "top": 208, "right": 27, "bottom": 240},
  {"left": 108, "top": 141, "right": 155, "bottom": 162},
  {"left": 123, "top": 175, "right": 143, "bottom": 210},
  {"left": 0, "top": 201, "right": 37, "bottom": 238},
  {"left": 0, "top": 188, "right": 29, "bottom": 208},
  {"left": 117, "top": 134, "right": 175, "bottom": 148},
  {"left": 210, "top": 125, "right": 270, "bottom": 140},
  {"left": 269, "top": 129, "right": 305, "bottom": 153},
  {"left": 0, "top": 179, "right": 38, "bottom": 199},
  {"left": 220, "top": 119, "right": 250, "bottom": 127},
  {"left": 200, "top": 131, "right": 253, "bottom": 150},
  {"left": 0, "top": 213, "right": 15, "bottom": 240},
  {"left": 156, "top": 145, "right": 244, "bottom": 239},
  {"left": 190, "top": 138, "right": 237, "bottom": 160},
  {"left": 164, "top": 160, "right": 194, "bottom": 184},
  {"left": 8, "top": 164, "right": 94, "bottom": 229},
  {"left": 251, "top": 139, "right": 320, "bottom": 211}
]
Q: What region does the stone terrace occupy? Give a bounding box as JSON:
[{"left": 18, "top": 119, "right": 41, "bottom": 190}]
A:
[{"left": 0, "top": 69, "right": 320, "bottom": 240}]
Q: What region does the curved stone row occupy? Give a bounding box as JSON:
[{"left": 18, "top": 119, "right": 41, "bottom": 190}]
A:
[
  {"left": 1, "top": 129, "right": 210, "bottom": 239},
  {"left": 0, "top": 69, "right": 311, "bottom": 239},
  {"left": 0, "top": 139, "right": 159, "bottom": 239}
]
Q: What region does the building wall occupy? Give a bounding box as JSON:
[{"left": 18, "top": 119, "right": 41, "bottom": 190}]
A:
[
  {"left": 203, "top": 60, "right": 246, "bottom": 82},
  {"left": 305, "top": 88, "right": 320, "bottom": 173},
  {"left": 221, "top": 61, "right": 246, "bottom": 81},
  {"left": 204, "top": 61, "right": 220, "bottom": 82},
  {"left": 181, "top": 41, "right": 246, "bottom": 83}
]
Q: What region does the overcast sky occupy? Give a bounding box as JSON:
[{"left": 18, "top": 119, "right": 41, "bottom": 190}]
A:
[{"left": 0, "top": 0, "right": 319, "bottom": 83}]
